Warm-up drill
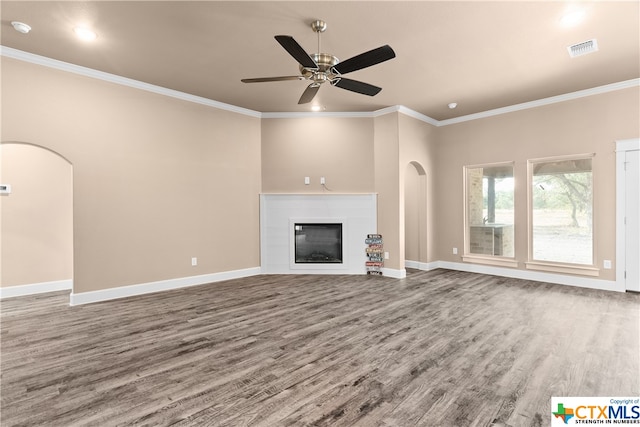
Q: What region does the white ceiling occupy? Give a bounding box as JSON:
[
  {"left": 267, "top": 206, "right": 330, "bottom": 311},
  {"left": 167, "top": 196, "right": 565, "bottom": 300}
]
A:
[{"left": 1, "top": 1, "right": 638, "bottom": 120}]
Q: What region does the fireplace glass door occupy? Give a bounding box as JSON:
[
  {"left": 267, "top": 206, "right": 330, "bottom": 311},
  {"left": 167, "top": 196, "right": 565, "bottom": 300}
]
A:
[{"left": 294, "top": 223, "right": 343, "bottom": 264}]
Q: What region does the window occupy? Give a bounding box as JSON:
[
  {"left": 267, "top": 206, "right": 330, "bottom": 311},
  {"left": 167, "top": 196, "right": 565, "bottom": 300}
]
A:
[
  {"left": 464, "top": 163, "right": 515, "bottom": 261},
  {"left": 529, "top": 156, "right": 593, "bottom": 266}
]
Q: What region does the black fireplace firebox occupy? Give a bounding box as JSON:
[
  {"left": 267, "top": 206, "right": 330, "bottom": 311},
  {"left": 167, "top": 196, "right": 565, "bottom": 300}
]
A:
[{"left": 294, "top": 223, "right": 343, "bottom": 264}]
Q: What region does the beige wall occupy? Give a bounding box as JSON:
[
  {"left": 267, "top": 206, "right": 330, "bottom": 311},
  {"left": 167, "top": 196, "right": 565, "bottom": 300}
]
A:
[
  {"left": 0, "top": 143, "right": 73, "bottom": 287},
  {"left": 261, "top": 113, "right": 438, "bottom": 272},
  {"left": 261, "top": 117, "right": 374, "bottom": 193},
  {"left": 2, "top": 55, "right": 636, "bottom": 294},
  {"left": 399, "top": 114, "right": 437, "bottom": 264},
  {"left": 261, "top": 113, "right": 439, "bottom": 272},
  {"left": 435, "top": 87, "right": 640, "bottom": 281},
  {"left": 374, "top": 113, "right": 401, "bottom": 269},
  {"left": 1, "top": 57, "right": 262, "bottom": 293}
]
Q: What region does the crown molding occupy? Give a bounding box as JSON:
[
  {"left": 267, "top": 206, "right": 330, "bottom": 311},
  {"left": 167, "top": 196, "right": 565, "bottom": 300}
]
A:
[
  {"left": 0, "top": 46, "right": 262, "bottom": 118},
  {"left": 262, "top": 106, "right": 404, "bottom": 120},
  {"left": 261, "top": 106, "right": 439, "bottom": 125},
  {"left": 438, "top": 78, "right": 640, "bottom": 126},
  {"left": 261, "top": 111, "right": 374, "bottom": 119},
  {"left": 371, "top": 105, "right": 401, "bottom": 116},
  {"left": 396, "top": 105, "right": 440, "bottom": 126},
  {"left": 259, "top": 76, "right": 639, "bottom": 124},
  {"left": 3, "top": 46, "right": 637, "bottom": 126}
]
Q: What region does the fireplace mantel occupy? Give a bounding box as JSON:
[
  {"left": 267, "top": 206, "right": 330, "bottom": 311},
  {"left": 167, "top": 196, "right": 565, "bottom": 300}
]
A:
[{"left": 260, "top": 194, "right": 377, "bottom": 274}]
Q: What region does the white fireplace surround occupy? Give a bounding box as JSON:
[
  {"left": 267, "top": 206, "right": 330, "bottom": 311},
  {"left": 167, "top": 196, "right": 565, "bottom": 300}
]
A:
[{"left": 260, "top": 194, "right": 377, "bottom": 274}]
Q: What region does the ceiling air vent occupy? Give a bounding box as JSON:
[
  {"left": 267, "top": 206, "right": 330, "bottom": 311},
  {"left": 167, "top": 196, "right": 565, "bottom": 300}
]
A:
[{"left": 567, "top": 39, "right": 598, "bottom": 58}]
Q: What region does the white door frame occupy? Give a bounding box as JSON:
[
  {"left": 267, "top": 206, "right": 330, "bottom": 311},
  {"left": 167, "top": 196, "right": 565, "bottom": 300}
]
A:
[{"left": 615, "top": 138, "right": 640, "bottom": 291}]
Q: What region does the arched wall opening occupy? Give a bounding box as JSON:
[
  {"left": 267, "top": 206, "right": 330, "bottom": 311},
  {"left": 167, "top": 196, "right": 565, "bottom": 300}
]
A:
[
  {"left": 0, "top": 142, "right": 74, "bottom": 295},
  {"left": 404, "top": 161, "right": 428, "bottom": 267}
]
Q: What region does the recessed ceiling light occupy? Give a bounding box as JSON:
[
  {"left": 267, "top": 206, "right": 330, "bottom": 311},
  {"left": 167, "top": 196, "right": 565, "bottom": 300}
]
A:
[
  {"left": 560, "top": 9, "right": 586, "bottom": 27},
  {"left": 73, "top": 27, "right": 97, "bottom": 41},
  {"left": 11, "top": 21, "right": 31, "bottom": 34},
  {"left": 311, "top": 105, "right": 323, "bottom": 112},
  {"left": 448, "top": 102, "right": 457, "bottom": 109}
]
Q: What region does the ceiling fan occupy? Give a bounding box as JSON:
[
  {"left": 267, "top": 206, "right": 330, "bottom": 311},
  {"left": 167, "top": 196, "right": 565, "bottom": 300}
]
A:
[{"left": 241, "top": 20, "right": 396, "bottom": 105}]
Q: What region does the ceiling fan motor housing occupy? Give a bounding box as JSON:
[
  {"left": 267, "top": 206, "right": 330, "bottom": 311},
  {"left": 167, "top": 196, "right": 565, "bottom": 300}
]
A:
[{"left": 300, "top": 53, "right": 340, "bottom": 84}]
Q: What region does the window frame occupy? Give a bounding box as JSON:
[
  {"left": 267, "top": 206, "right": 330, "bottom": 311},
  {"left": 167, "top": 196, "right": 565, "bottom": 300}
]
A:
[
  {"left": 462, "top": 161, "right": 518, "bottom": 268},
  {"left": 525, "top": 153, "right": 599, "bottom": 276}
]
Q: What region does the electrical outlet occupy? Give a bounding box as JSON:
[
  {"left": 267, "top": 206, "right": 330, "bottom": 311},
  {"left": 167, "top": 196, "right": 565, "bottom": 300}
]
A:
[
  {"left": 304, "top": 176, "right": 310, "bottom": 185},
  {"left": 603, "top": 260, "right": 612, "bottom": 269},
  {"left": 384, "top": 251, "right": 389, "bottom": 259},
  {"left": 453, "top": 247, "right": 458, "bottom": 255},
  {"left": 191, "top": 257, "right": 197, "bottom": 266},
  {"left": 320, "top": 176, "right": 326, "bottom": 185}
]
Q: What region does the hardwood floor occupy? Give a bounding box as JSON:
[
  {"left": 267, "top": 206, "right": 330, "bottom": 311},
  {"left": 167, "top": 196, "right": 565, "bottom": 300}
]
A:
[{"left": 1, "top": 269, "right": 638, "bottom": 426}]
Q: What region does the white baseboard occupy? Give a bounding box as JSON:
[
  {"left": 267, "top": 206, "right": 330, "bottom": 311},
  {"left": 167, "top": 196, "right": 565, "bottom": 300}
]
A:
[
  {"left": 382, "top": 267, "right": 407, "bottom": 279},
  {"left": 405, "top": 260, "right": 439, "bottom": 271},
  {"left": 69, "top": 267, "right": 261, "bottom": 306},
  {"left": 0, "top": 279, "right": 73, "bottom": 299},
  {"left": 5, "top": 260, "right": 622, "bottom": 304},
  {"left": 413, "top": 261, "right": 622, "bottom": 292}
]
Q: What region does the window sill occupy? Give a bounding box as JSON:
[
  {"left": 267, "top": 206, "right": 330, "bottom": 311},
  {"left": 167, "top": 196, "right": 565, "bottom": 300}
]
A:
[
  {"left": 462, "top": 255, "right": 518, "bottom": 268},
  {"left": 525, "top": 261, "right": 600, "bottom": 277}
]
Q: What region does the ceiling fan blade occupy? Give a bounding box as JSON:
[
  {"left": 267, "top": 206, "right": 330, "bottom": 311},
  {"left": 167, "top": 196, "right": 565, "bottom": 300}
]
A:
[
  {"left": 333, "top": 78, "right": 382, "bottom": 96},
  {"left": 298, "top": 84, "right": 320, "bottom": 104},
  {"left": 275, "top": 35, "right": 318, "bottom": 69},
  {"left": 332, "top": 45, "right": 396, "bottom": 75},
  {"left": 241, "top": 76, "right": 302, "bottom": 83}
]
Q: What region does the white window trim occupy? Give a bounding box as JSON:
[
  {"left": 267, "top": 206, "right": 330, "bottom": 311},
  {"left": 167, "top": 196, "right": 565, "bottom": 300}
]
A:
[
  {"left": 462, "top": 254, "right": 519, "bottom": 268},
  {"left": 525, "top": 260, "right": 599, "bottom": 276},
  {"left": 527, "top": 153, "right": 597, "bottom": 275}
]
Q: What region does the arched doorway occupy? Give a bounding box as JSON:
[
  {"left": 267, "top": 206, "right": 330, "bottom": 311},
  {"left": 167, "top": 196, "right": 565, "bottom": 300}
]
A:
[
  {"left": 404, "top": 161, "right": 427, "bottom": 268},
  {"left": 0, "top": 142, "right": 73, "bottom": 296}
]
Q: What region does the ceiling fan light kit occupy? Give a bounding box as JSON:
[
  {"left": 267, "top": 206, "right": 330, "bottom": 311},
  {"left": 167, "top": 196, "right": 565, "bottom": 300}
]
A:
[{"left": 241, "top": 19, "right": 395, "bottom": 105}]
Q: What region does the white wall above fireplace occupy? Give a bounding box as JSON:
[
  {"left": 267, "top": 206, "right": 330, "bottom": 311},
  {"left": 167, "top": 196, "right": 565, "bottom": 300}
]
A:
[{"left": 260, "top": 194, "right": 377, "bottom": 274}]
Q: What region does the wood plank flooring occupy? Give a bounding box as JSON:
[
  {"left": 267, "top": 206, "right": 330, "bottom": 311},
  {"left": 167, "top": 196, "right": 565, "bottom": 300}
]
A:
[{"left": 1, "top": 269, "right": 638, "bottom": 426}]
